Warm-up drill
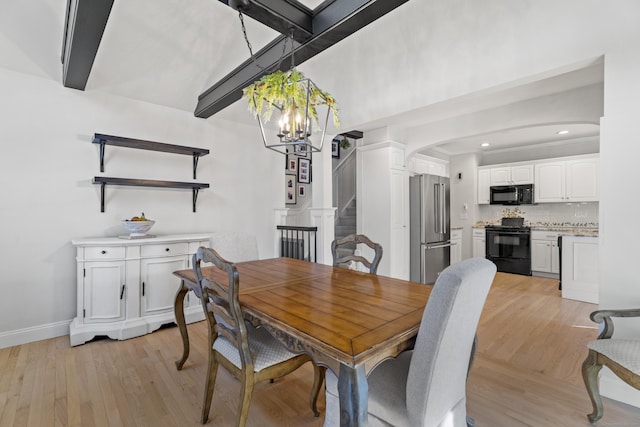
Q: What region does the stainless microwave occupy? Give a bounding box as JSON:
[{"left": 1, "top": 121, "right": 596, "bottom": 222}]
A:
[{"left": 490, "top": 184, "right": 534, "bottom": 205}]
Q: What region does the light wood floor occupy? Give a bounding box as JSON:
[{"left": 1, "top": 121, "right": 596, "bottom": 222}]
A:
[{"left": 2, "top": 273, "right": 640, "bottom": 426}]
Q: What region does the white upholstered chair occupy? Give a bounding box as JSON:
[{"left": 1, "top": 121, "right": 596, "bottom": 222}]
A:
[
  {"left": 210, "top": 231, "right": 259, "bottom": 262},
  {"left": 323, "top": 258, "right": 496, "bottom": 427},
  {"left": 193, "top": 247, "right": 323, "bottom": 426},
  {"left": 582, "top": 308, "right": 640, "bottom": 424}
]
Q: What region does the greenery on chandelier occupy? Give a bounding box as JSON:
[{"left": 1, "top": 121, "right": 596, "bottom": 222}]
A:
[{"left": 242, "top": 68, "right": 340, "bottom": 128}]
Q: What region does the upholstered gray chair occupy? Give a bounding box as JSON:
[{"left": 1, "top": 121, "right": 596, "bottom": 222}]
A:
[
  {"left": 331, "top": 234, "right": 383, "bottom": 274},
  {"left": 582, "top": 308, "right": 640, "bottom": 424},
  {"left": 323, "top": 258, "right": 496, "bottom": 427},
  {"left": 193, "top": 247, "right": 323, "bottom": 426}
]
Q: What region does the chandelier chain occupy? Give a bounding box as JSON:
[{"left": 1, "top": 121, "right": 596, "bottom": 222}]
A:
[{"left": 238, "top": 9, "right": 293, "bottom": 72}]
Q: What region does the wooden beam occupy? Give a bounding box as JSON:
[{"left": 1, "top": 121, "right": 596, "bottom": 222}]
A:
[
  {"left": 61, "top": 0, "right": 114, "bottom": 90},
  {"left": 195, "top": 0, "right": 410, "bottom": 118}
]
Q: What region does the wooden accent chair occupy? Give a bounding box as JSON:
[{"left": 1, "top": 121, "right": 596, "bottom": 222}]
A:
[
  {"left": 192, "top": 247, "right": 324, "bottom": 426},
  {"left": 582, "top": 308, "right": 640, "bottom": 424},
  {"left": 331, "top": 234, "right": 383, "bottom": 274},
  {"left": 323, "top": 258, "right": 496, "bottom": 427}
]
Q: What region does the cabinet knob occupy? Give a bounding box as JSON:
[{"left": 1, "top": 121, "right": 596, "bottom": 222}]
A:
[
  {"left": 101, "top": 250, "right": 107, "bottom": 254},
  {"left": 165, "top": 248, "right": 170, "bottom": 252}
]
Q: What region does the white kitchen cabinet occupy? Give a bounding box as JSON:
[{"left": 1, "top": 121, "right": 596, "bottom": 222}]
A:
[
  {"left": 410, "top": 154, "right": 448, "bottom": 177},
  {"left": 70, "top": 233, "right": 211, "bottom": 346},
  {"left": 535, "top": 155, "right": 599, "bottom": 203},
  {"left": 477, "top": 168, "right": 491, "bottom": 204},
  {"left": 472, "top": 228, "right": 486, "bottom": 258},
  {"left": 562, "top": 236, "right": 599, "bottom": 304},
  {"left": 451, "top": 229, "right": 463, "bottom": 265},
  {"left": 531, "top": 230, "right": 560, "bottom": 275},
  {"left": 490, "top": 164, "right": 534, "bottom": 186}
]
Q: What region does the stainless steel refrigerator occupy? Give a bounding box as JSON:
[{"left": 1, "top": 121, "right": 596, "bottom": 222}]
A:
[{"left": 410, "top": 174, "right": 451, "bottom": 284}]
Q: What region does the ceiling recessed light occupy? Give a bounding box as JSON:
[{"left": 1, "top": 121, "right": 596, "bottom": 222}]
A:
[
  {"left": 480, "top": 142, "right": 490, "bottom": 147},
  {"left": 557, "top": 130, "right": 569, "bottom": 135}
]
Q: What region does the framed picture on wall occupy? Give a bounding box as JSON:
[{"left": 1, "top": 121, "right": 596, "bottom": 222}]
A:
[
  {"left": 298, "top": 185, "right": 306, "bottom": 197},
  {"left": 294, "top": 143, "right": 309, "bottom": 158},
  {"left": 285, "top": 173, "right": 296, "bottom": 204},
  {"left": 298, "top": 158, "right": 311, "bottom": 184},
  {"left": 287, "top": 155, "right": 297, "bottom": 172},
  {"left": 331, "top": 139, "right": 340, "bottom": 158}
]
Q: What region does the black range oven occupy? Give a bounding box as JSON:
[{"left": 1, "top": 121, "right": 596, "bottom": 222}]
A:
[{"left": 485, "top": 221, "right": 531, "bottom": 276}]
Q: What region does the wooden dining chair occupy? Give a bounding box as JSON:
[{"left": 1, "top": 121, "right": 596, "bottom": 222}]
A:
[
  {"left": 193, "top": 247, "right": 324, "bottom": 426},
  {"left": 582, "top": 308, "right": 640, "bottom": 424},
  {"left": 323, "top": 258, "right": 496, "bottom": 427},
  {"left": 331, "top": 234, "right": 383, "bottom": 274}
]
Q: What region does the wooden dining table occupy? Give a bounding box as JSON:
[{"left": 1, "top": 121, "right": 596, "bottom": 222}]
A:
[{"left": 173, "top": 257, "right": 432, "bottom": 427}]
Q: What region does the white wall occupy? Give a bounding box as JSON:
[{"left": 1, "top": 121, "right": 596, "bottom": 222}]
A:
[
  {"left": 449, "top": 154, "right": 481, "bottom": 260},
  {"left": 0, "top": 68, "right": 282, "bottom": 346}
]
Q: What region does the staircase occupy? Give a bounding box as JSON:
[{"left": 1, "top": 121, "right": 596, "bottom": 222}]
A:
[{"left": 334, "top": 199, "right": 356, "bottom": 257}]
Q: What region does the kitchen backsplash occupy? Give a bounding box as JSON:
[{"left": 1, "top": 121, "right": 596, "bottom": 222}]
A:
[{"left": 477, "top": 203, "right": 598, "bottom": 228}]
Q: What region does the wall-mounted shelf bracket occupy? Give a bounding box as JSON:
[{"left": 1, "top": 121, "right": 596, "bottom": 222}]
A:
[
  {"left": 93, "top": 177, "right": 209, "bottom": 212},
  {"left": 92, "top": 133, "right": 210, "bottom": 178}
]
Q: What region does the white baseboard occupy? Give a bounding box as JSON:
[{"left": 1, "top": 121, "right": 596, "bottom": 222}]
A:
[
  {"left": 601, "top": 370, "right": 640, "bottom": 408},
  {"left": 0, "top": 320, "right": 71, "bottom": 349}
]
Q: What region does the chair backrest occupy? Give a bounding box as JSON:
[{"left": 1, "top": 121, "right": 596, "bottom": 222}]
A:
[
  {"left": 331, "top": 234, "right": 383, "bottom": 274},
  {"left": 406, "top": 258, "right": 496, "bottom": 426},
  {"left": 210, "top": 231, "right": 259, "bottom": 262},
  {"left": 193, "top": 247, "right": 254, "bottom": 371}
]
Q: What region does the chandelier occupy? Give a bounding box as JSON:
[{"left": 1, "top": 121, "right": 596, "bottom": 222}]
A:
[{"left": 237, "top": 11, "right": 339, "bottom": 155}]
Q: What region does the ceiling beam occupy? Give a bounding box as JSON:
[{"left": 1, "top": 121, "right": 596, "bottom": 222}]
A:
[
  {"left": 61, "top": 0, "right": 114, "bottom": 90},
  {"left": 195, "top": 0, "right": 410, "bottom": 118}
]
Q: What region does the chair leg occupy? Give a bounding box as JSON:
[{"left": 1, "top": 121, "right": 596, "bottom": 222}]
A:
[
  {"left": 236, "top": 375, "right": 255, "bottom": 427},
  {"left": 310, "top": 364, "right": 326, "bottom": 417},
  {"left": 582, "top": 349, "right": 604, "bottom": 424},
  {"left": 201, "top": 353, "right": 219, "bottom": 424}
]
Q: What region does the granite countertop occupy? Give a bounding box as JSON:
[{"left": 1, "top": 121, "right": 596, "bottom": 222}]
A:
[{"left": 472, "top": 221, "right": 599, "bottom": 237}]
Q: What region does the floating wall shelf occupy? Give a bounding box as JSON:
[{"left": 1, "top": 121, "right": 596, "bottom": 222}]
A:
[
  {"left": 93, "top": 177, "right": 209, "bottom": 213},
  {"left": 92, "top": 133, "right": 210, "bottom": 179}
]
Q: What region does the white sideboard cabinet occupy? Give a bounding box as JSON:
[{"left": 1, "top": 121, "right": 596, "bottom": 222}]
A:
[{"left": 70, "top": 233, "right": 211, "bottom": 346}]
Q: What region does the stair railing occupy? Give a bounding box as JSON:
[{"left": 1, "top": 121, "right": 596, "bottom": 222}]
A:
[{"left": 276, "top": 225, "right": 318, "bottom": 262}]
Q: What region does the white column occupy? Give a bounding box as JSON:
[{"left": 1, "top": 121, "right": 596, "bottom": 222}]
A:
[{"left": 310, "top": 207, "right": 336, "bottom": 265}]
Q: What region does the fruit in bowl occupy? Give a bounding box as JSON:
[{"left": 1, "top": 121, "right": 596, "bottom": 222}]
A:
[{"left": 122, "top": 212, "right": 155, "bottom": 236}]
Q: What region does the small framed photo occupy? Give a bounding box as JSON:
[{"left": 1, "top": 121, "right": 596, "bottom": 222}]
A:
[
  {"left": 331, "top": 139, "right": 340, "bottom": 158},
  {"left": 287, "top": 155, "right": 297, "bottom": 172},
  {"left": 298, "top": 185, "right": 306, "bottom": 197},
  {"left": 294, "top": 143, "right": 309, "bottom": 158},
  {"left": 298, "top": 158, "right": 311, "bottom": 184},
  {"left": 285, "top": 174, "right": 296, "bottom": 204}
]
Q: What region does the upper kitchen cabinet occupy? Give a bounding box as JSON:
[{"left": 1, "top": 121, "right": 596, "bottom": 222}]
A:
[
  {"left": 477, "top": 167, "right": 491, "bottom": 204},
  {"left": 490, "top": 163, "right": 534, "bottom": 186},
  {"left": 409, "top": 154, "right": 449, "bottom": 177},
  {"left": 535, "top": 155, "right": 599, "bottom": 203}
]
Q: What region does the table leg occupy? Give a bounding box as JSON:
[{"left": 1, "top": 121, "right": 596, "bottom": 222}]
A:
[
  {"left": 338, "top": 364, "right": 368, "bottom": 427},
  {"left": 174, "top": 280, "right": 190, "bottom": 370}
]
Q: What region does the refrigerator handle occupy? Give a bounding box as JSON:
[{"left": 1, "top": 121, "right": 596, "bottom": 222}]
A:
[
  {"left": 440, "top": 183, "right": 446, "bottom": 234},
  {"left": 425, "top": 242, "right": 453, "bottom": 250},
  {"left": 433, "top": 183, "right": 442, "bottom": 234}
]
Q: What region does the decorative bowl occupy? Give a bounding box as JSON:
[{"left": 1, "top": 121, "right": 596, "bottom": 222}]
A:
[{"left": 121, "top": 220, "right": 155, "bottom": 237}]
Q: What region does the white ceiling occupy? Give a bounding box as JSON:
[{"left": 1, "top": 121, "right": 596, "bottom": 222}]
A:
[{"left": 81, "top": 0, "right": 602, "bottom": 157}]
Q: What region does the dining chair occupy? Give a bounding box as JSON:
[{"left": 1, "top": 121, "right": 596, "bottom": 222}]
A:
[
  {"left": 582, "top": 308, "right": 640, "bottom": 425},
  {"left": 193, "top": 247, "right": 324, "bottom": 426},
  {"left": 331, "top": 234, "right": 383, "bottom": 274},
  {"left": 323, "top": 258, "right": 496, "bottom": 427}
]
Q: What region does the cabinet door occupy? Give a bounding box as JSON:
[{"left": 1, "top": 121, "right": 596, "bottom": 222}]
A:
[
  {"left": 535, "top": 161, "right": 566, "bottom": 203},
  {"left": 531, "top": 240, "right": 552, "bottom": 272},
  {"left": 511, "top": 164, "right": 534, "bottom": 184},
  {"left": 490, "top": 167, "right": 512, "bottom": 186},
  {"left": 141, "top": 256, "right": 188, "bottom": 316},
  {"left": 83, "top": 261, "right": 126, "bottom": 323},
  {"left": 450, "top": 239, "right": 462, "bottom": 265},
  {"left": 566, "top": 158, "right": 599, "bottom": 202},
  {"left": 477, "top": 169, "right": 491, "bottom": 204},
  {"left": 472, "top": 230, "right": 485, "bottom": 258}
]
